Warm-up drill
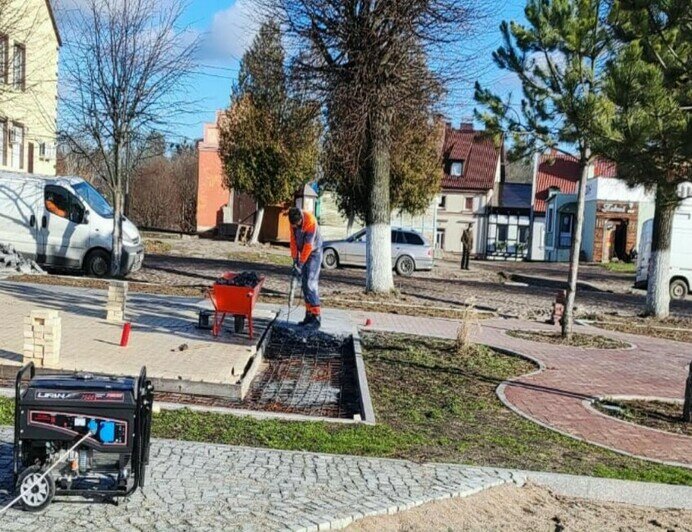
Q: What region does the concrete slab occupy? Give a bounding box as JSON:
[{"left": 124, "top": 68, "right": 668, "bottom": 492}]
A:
[{"left": 0, "top": 281, "right": 273, "bottom": 389}]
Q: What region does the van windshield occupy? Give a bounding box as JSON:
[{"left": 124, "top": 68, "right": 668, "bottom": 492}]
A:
[{"left": 72, "top": 181, "right": 113, "bottom": 218}]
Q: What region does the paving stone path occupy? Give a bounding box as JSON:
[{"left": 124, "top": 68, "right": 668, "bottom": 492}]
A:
[
  {"left": 355, "top": 311, "right": 692, "bottom": 468},
  {"left": 0, "top": 429, "right": 511, "bottom": 531}
]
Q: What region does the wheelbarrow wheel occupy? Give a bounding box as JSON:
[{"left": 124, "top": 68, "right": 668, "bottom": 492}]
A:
[
  {"left": 234, "top": 315, "right": 246, "bottom": 334},
  {"left": 16, "top": 466, "right": 55, "bottom": 512}
]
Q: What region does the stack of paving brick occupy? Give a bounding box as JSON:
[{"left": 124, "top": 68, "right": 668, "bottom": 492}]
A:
[
  {"left": 23, "top": 309, "right": 61, "bottom": 368},
  {"left": 106, "top": 281, "right": 128, "bottom": 322}
]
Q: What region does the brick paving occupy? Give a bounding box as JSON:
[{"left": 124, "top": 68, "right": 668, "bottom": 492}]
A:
[
  {"left": 354, "top": 311, "right": 692, "bottom": 467},
  {"left": 0, "top": 427, "right": 511, "bottom": 531}
]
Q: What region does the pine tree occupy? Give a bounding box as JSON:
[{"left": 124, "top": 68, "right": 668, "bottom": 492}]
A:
[
  {"left": 474, "top": 0, "right": 610, "bottom": 338},
  {"left": 219, "top": 22, "right": 321, "bottom": 244},
  {"left": 597, "top": 0, "right": 691, "bottom": 318}
]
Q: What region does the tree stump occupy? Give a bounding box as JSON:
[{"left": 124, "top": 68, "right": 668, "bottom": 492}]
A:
[{"left": 684, "top": 361, "right": 692, "bottom": 423}]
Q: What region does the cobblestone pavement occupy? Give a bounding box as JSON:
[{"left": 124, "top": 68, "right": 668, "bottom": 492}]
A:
[
  {"left": 0, "top": 428, "right": 511, "bottom": 531},
  {"left": 131, "top": 238, "right": 691, "bottom": 318},
  {"left": 354, "top": 311, "right": 692, "bottom": 467}
]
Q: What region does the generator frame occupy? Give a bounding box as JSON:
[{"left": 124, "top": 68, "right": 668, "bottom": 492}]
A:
[{"left": 13, "top": 363, "right": 154, "bottom": 504}]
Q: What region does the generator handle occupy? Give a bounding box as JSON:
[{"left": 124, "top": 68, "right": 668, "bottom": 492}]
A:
[{"left": 14, "top": 362, "right": 35, "bottom": 479}]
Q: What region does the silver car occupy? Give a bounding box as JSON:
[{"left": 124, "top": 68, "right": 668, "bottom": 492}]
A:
[{"left": 322, "top": 228, "right": 434, "bottom": 276}]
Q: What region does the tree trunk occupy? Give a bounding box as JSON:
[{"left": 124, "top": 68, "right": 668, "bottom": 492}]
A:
[
  {"left": 561, "top": 156, "right": 590, "bottom": 338},
  {"left": 111, "top": 190, "right": 124, "bottom": 277},
  {"left": 646, "top": 183, "right": 677, "bottom": 318},
  {"left": 684, "top": 361, "right": 692, "bottom": 423},
  {"left": 251, "top": 206, "right": 265, "bottom": 245},
  {"left": 365, "top": 108, "right": 394, "bottom": 293}
]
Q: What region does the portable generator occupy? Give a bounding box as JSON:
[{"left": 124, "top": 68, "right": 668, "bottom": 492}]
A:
[{"left": 12, "top": 363, "right": 154, "bottom": 511}]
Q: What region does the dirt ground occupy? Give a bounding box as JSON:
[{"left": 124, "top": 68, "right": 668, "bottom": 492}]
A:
[{"left": 347, "top": 484, "right": 692, "bottom": 532}]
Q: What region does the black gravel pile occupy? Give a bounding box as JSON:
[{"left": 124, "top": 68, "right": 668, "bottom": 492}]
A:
[{"left": 216, "top": 271, "right": 261, "bottom": 288}]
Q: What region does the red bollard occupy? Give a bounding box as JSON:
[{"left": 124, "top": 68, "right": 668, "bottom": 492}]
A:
[
  {"left": 120, "top": 322, "right": 132, "bottom": 347},
  {"left": 365, "top": 318, "right": 372, "bottom": 327}
]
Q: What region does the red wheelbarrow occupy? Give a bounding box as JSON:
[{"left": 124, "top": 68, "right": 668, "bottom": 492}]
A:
[{"left": 206, "top": 272, "right": 265, "bottom": 339}]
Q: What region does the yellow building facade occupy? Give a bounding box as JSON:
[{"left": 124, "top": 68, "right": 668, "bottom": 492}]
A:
[{"left": 0, "top": 0, "right": 60, "bottom": 175}]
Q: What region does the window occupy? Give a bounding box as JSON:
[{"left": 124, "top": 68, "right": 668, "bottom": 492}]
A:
[
  {"left": 0, "top": 35, "right": 8, "bottom": 84},
  {"left": 73, "top": 181, "right": 114, "bottom": 217},
  {"left": 404, "top": 232, "right": 425, "bottom": 246},
  {"left": 9, "top": 123, "right": 23, "bottom": 169},
  {"left": 438, "top": 195, "right": 446, "bottom": 209},
  {"left": 45, "top": 185, "right": 85, "bottom": 224},
  {"left": 464, "top": 197, "right": 474, "bottom": 211},
  {"left": 12, "top": 44, "right": 25, "bottom": 90},
  {"left": 435, "top": 228, "right": 445, "bottom": 249},
  {"left": 558, "top": 213, "right": 573, "bottom": 248},
  {"left": 391, "top": 230, "right": 400, "bottom": 243},
  {"left": 547, "top": 205, "right": 554, "bottom": 233},
  {"left": 38, "top": 142, "right": 56, "bottom": 160},
  {"left": 497, "top": 224, "right": 508, "bottom": 242},
  {"left": 519, "top": 226, "right": 529, "bottom": 244},
  {"left": 450, "top": 161, "right": 463, "bottom": 176},
  {"left": 0, "top": 119, "right": 5, "bottom": 166}
]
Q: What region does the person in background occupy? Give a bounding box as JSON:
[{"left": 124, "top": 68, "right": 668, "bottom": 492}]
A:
[
  {"left": 288, "top": 207, "right": 323, "bottom": 328},
  {"left": 461, "top": 224, "right": 473, "bottom": 270}
]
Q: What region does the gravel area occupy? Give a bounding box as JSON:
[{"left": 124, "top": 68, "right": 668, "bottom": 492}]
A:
[{"left": 347, "top": 483, "right": 692, "bottom": 532}]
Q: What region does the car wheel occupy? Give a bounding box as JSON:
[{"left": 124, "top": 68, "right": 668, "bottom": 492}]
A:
[
  {"left": 395, "top": 255, "right": 415, "bottom": 276},
  {"left": 84, "top": 249, "right": 111, "bottom": 278},
  {"left": 670, "top": 278, "right": 688, "bottom": 300},
  {"left": 322, "top": 248, "right": 339, "bottom": 270}
]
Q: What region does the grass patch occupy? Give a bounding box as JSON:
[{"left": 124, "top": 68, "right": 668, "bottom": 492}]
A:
[
  {"left": 1, "top": 333, "right": 689, "bottom": 485},
  {"left": 600, "top": 262, "right": 636, "bottom": 273},
  {"left": 595, "top": 400, "right": 692, "bottom": 438},
  {"left": 506, "top": 329, "right": 631, "bottom": 349},
  {"left": 587, "top": 315, "right": 692, "bottom": 344},
  {"left": 144, "top": 239, "right": 172, "bottom": 254}
]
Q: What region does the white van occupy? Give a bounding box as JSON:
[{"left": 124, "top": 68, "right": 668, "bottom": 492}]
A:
[
  {"left": 635, "top": 202, "right": 692, "bottom": 300},
  {"left": 0, "top": 170, "right": 144, "bottom": 277}
]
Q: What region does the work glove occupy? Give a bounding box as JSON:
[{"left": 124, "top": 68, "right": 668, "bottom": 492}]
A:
[{"left": 292, "top": 262, "right": 302, "bottom": 278}]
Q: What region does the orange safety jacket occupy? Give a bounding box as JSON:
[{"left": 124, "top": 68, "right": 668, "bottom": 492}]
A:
[{"left": 289, "top": 210, "right": 322, "bottom": 265}]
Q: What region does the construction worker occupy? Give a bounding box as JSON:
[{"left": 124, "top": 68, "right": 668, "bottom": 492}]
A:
[{"left": 288, "top": 207, "right": 323, "bottom": 328}]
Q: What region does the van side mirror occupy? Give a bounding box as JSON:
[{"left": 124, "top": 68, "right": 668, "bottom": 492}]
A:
[{"left": 83, "top": 210, "right": 90, "bottom": 224}]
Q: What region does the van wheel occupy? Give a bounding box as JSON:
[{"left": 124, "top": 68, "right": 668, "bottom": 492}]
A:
[
  {"left": 670, "top": 278, "right": 688, "bottom": 300},
  {"left": 84, "top": 249, "right": 111, "bottom": 278},
  {"left": 395, "top": 255, "right": 415, "bottom": 276}
]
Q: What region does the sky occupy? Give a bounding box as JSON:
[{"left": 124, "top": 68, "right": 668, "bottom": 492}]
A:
[{"left": 53, "top": 0, "right": 528, "bottom": 144}]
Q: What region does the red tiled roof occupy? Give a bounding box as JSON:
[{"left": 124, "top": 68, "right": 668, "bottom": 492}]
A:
[
  {"left": 441, "top": 125, "right": 500, "bottom": 191},
  {"left": 533, "top": 153, "right": 580, "bottom": 213},
  {"left": 533, "top": 153, "right": 620, "bottom": 213}
]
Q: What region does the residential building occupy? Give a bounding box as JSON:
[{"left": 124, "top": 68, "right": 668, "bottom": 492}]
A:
[
  {"left": 0, "top": 0, "right": 60, "bottom": 175},
  {"left": 436, "top": 122, "right": 503, "bottom": 254},
  {"left": 539, "top": 154, "right": 657, "bottom": 263},
  {"left": 481, "top": 158, "right": 533, "bottom": 260},
  {"left": 528, "top": 152, "right": 580, "bottom": 260}
]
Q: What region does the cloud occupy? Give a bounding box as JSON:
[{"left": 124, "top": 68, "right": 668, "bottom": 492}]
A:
[{"left": 199, "top": 0, "right": 262, "bottom": 62}]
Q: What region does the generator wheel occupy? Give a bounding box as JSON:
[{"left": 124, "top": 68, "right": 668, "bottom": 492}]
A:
[
  {"left": 17, "top": 466, "right": 55, "bottom": 512},
  {"left": 234, "top": 315, "right": 246, "bottom": 334}
]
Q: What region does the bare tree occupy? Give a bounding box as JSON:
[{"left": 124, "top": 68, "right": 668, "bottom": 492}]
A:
[
  {"left": 268, "top": 0, "right": 486, "bottom": 293},
  {"left": 129, "top": 142, "right": 198, "bottom": 232},
  {"left": 59, "top": 0, "right": 197, "bottom": 275}
]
